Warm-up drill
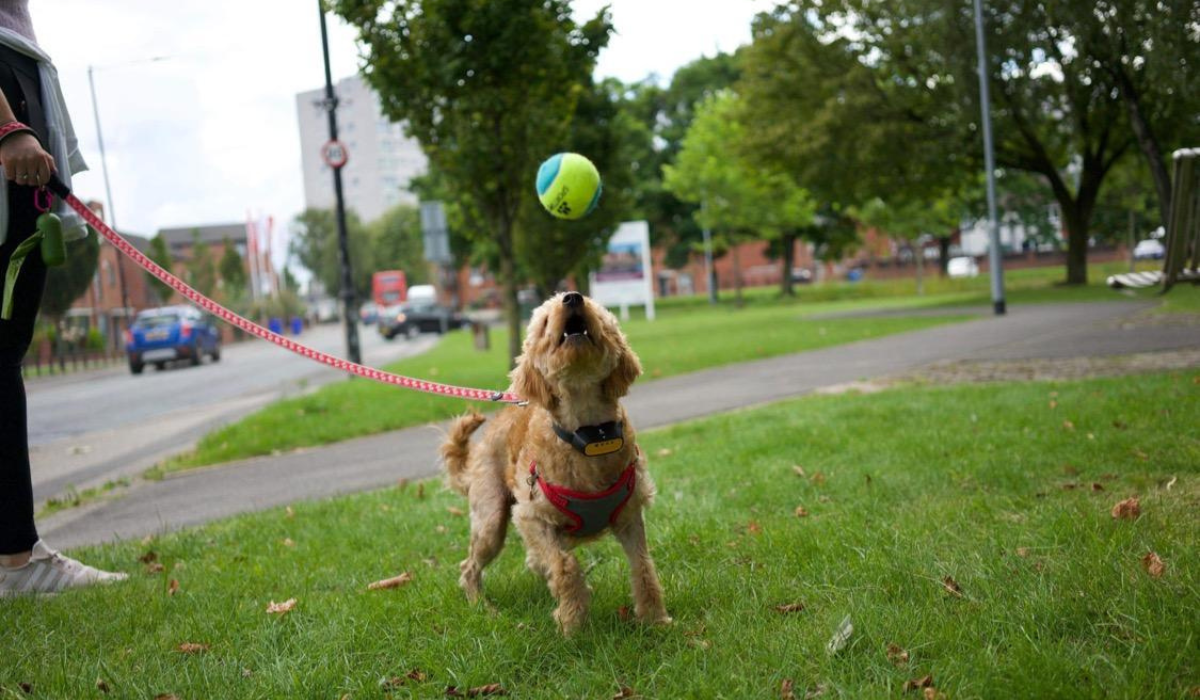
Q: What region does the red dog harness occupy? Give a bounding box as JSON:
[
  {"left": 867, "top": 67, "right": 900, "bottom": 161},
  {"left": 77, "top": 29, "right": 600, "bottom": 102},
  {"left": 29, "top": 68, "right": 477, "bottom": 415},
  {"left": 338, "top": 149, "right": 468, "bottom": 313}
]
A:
[{"left": 529, "top": 452, "right": 638, "bottom": 537}]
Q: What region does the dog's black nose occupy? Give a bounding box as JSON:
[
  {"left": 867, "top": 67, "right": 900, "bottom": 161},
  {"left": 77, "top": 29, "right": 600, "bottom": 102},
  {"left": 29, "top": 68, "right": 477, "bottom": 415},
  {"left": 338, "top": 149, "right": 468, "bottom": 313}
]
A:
[{"left": 563, "top": 292, "right": 583, "bottom": 308}]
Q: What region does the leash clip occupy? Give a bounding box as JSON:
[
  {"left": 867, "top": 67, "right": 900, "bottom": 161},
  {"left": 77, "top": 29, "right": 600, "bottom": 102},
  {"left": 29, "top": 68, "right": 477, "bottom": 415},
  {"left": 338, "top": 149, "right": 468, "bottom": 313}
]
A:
[{"left": 34, "top": 186, "right": 52, "bottom": 213}]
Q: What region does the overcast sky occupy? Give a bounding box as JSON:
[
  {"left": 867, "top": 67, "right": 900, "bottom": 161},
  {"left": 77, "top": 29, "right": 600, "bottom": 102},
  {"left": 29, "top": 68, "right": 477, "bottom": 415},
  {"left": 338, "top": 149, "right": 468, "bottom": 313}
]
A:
[{"left": 33, "top": 0, "right": 761, "bottom": 262}]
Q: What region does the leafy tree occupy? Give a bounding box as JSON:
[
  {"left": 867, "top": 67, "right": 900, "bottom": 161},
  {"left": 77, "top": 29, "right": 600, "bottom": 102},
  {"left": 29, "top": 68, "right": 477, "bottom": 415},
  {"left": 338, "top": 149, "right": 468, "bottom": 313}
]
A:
[
  {"left": 619, "top": 53, "right": 742, "bottom": 269},
  {"left": 853, "top": 197, "right": 960, "bottom": 294},
  {"left": 738, "top": 0, "right": 1172, "bottom": 285},
  {"left": 40, "top": 229, "right": 99, "bottom": 329},
  {"left": 218, "top": 236, "right": 247, "bottom": 299},
  {"left": 369, "top": 203, "right": 428, "bottom": 286},
  {"left": 145, "top": 234, "right": 174, "bottom": 303},
  {"left": 185, "top": 230, "right": 218, "bottom": 298},
  {"left": 1070, "top": 0, "right": 1199, "bottom": 232},
  {"left": 515, "top": 77, "right": 634, "bottom": 299},
  {"left": 663, "top": 91, "right": 815, "bottom": 303},
  {"left": 290, "top": 208, "right": 374, "bottom": 301},
  {"left": 333, "top": 0, "right": 614, "bottom": 365}
]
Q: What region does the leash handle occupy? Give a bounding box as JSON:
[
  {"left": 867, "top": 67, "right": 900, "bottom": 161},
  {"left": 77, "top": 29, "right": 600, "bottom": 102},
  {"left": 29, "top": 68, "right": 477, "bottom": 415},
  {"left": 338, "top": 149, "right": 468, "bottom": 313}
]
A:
[{"left": 51, "top": 173, "right": 523, "bottom": 404}]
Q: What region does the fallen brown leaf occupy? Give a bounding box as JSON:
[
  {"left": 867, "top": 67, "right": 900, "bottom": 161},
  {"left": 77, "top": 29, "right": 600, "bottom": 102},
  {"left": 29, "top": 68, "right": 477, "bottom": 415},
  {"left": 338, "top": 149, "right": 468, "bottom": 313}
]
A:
[
  {"left": 138, "top": 550, "right": 158, "bottom": 563},
  {"left": 747, "top": 521, "right": 762, "bottom": 534},
  {"left": 407, "top": 669, "right": 428, "bottom": 682},
  {"left": 792, "top": 465, "right": 806, "bottom": 477},
  {"left": 923, "top": 688, "right": 940, "bottom": 700},
  {"left": 794, "top": 505, "right": 809, "bottom": 518},
  {"left": 1048, "top": 399, "right": 1057, "bottom": 409},
  {"left": 18, "top": 683, "right": 32, "bottom": 694},
  {"left": 1111, "top": 497, "right": 1141, "bottom": 520},
  {"left": 903, "top": 674, "right": 934, "bottom": 692},
  {"left": 153, "top": 695, "right": 179, "bottom": 700},
  {"left": 886, "top": 642, "right": 910, "bottom": 666},
  {"left": 942, "top": 576, "right": 963, "bottom": 598},
  {"left": 1091, "top": 482, "right": 1104, "bottom": 492},
  {"left": 613, "top": 686, "right": 637, "bottom": 699},
  {"left": 1015, "top": 547, "right": 1030, "bottom": 558},
  {"left": 781, "top": 678, "right": 796, "bottom": 700},
  {"left": 266, "top": 598, "right": 297, "bottom": 615},
  {"left": 446, "top": 506, "right": 465, "bottom": 517},
  {"left": 1112, "top": 420, "right": 1127, "bottom": 430},
  {"left": 1060, "top": 482, "right": 1078, "bottom": 490},
  {"left": 656, "top": 448, "right": 673, "bottom": 458},
  {"left": 176, "top": 642, "right": 209, "bottom": 654},
  {"left": 145, "top": 562, "right": 165, "bottom": 574},
  {"left": 774, "top": 603, "right": 806, "bottom": 614},
  {"left": 466, "top": 684, "right": 506, "bottom": 697},
  {"left": 1062, "top": 464, "right": 1079, "bottom": 476},
  {"left": 804, "top": 683, "right": 828, "bottom": 699},
  {"left": 96, "top": 678, "right": 110, "bottom": 693},
  {"left": 368, "top": 572, "right": 414, "bottom": 590},
  {"left": 1132, "top": 448, "right": 1149, "bottom": 461},
  {"left": 382, "top": 676, "right": 406, "bottom": 690},
  {"left": 687, "top": 638, "right": 712, "bottom": 649},
  {"left": 617, "top": 605, "right": 632, "bottom": 621},
  {"left": 167, "top": 579, "right": 179, "bottom": 596},
  {"left": 282, "top": 538, "right": 295, "bottom": 548},
  {"left": 1062, "top": 420, "right": 1075, "bottom": 431},
  {"left": 1142, "top": 552, "right": 1166, "bottom": 579},
  {"left": 811, "top": 472, "right": 827, "bottom": 486},
  {"left": 446, "top": 687, "right": 463, "bottom": 697}
]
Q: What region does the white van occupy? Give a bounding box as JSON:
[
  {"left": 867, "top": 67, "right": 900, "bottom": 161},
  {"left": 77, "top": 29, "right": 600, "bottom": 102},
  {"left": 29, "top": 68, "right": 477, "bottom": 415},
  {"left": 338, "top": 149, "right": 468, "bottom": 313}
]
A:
[
  {"left": 406, "top": 284, "right": 436, "bottom": 304},
  {"left": 947, "top": 256, "right": 980, "bottom": 278}
]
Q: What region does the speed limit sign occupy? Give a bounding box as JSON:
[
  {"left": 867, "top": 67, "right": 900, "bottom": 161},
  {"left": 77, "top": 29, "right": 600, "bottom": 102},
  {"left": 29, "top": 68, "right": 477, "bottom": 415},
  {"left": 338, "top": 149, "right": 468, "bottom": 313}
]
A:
[{"left": 321, "top": 139, "right": 349, "bottom": 169}]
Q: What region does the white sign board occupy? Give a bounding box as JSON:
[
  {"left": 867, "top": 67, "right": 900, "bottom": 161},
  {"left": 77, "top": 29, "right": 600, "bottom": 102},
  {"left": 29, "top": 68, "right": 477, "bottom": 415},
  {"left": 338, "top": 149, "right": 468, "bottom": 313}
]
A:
[{"left": 589, "top": 221, "right": 655, "bottom": 321}]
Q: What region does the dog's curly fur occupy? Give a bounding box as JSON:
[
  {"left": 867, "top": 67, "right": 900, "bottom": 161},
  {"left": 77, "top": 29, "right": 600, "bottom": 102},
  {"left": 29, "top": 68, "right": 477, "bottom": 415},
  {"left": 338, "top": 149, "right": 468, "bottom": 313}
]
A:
[{"left": 440, "top": 292, "right": 670, "bottom": 634}]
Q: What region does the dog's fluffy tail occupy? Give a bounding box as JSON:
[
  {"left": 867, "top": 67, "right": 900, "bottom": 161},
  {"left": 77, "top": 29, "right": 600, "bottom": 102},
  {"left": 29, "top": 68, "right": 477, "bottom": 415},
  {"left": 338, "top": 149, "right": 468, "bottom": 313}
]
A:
[{"left": 440, "top": 411, "right": 486, "bottom": 495}]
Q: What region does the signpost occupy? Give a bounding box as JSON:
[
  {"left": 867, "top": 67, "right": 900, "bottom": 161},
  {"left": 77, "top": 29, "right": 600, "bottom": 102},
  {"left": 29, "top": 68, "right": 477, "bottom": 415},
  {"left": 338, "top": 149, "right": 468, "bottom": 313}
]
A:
[
  {"left": 316, "top": 0, "right": 360, "bottom": 364},
  {"left": 589, "top": 221, "right": 656, "bottom": 321}
]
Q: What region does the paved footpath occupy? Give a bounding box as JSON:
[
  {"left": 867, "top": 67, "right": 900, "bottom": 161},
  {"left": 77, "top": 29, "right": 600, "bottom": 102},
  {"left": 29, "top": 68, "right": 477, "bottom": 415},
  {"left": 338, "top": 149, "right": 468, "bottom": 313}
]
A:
[{"left": 42, "top": 301, "right": 1199, "bottom": 549}]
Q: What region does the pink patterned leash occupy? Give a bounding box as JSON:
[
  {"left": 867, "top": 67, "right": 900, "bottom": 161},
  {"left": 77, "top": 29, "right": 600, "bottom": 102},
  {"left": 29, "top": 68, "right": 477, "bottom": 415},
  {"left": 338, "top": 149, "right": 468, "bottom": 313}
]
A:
[{"left": 45, "top": 176, "right": 523, "bottom": 404}]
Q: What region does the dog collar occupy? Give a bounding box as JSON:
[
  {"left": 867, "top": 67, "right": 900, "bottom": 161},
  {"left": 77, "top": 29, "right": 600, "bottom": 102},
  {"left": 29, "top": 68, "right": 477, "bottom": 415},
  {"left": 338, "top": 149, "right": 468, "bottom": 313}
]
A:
[{"left": 552, "top": 421, "right": 624, "bottom": 457}]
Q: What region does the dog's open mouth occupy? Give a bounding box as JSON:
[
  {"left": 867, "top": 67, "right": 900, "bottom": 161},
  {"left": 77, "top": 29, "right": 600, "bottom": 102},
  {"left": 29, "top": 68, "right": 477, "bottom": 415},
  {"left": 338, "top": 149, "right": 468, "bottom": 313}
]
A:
[{"left": 559, "top": 313, "right": 590, "bottom": 346}]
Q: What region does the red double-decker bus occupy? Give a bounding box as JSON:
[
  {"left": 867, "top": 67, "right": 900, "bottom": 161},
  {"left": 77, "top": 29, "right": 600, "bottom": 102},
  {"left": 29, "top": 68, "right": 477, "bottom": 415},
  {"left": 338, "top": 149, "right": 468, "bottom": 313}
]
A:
[{"left": 372, "top": 270, "right": 408, "bottom": 307}]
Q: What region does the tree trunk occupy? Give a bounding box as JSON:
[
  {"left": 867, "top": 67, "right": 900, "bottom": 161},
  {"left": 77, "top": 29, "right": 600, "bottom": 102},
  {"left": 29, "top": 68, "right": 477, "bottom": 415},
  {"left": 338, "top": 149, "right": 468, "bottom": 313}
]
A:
[
  {"left": 937, "top": 235, "right": 952, "bottom": 276},
  {"left": 1114, "top": 65, "right": 1172, "bottom": 232},
  {"left": 779, "top": 232, "right": 795, "bottom": 297},
  {"left": 913, "top": 241, "right": 925, "bottom": 296},
  {"left": 732, "top": 243, "right": 744, "bottom": 308},
  {"left": 495, "top": 211, "right": 522, "bottom": 369},
  {"left": 1062, "top": 206, "right": 1089, "bottom": 285}
]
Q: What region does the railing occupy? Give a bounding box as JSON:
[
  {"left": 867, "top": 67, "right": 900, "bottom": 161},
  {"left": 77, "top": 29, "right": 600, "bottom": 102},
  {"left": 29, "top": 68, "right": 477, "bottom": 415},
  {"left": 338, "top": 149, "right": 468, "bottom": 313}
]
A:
[{"left": 21, "top": 343, "right": 124, "bottom": 379}]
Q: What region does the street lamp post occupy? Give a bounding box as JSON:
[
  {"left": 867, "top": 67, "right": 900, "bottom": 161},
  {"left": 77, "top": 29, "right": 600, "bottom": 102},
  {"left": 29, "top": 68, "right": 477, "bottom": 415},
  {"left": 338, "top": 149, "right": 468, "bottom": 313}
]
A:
[
  {"left": 317, "top": 0, "right": 361, "bottom": 365},
  {"left": 87, "top": 65, "right": 133, "bottom": 345},
  {"left": 972, "top": 0, "right": 1006, "bottom": 315}
]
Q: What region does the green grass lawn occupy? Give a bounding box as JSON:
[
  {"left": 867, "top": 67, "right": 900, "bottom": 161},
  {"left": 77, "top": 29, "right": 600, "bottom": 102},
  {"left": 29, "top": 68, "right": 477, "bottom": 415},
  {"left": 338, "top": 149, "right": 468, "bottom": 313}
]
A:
[
  {"left": 7, "top": 372, "right": 1196, "bottom": 698},
  {"left": 153, "top": 260, "right": 1197, "bottom": 474},
  {"left": 154, "top": 305, "right": 968, "bottom": 474}
]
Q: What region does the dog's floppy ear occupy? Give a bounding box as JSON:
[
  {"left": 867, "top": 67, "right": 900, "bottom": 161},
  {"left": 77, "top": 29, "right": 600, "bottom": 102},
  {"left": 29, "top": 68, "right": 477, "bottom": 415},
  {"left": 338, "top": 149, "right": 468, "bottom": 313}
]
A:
[
  {"left": 602, "top": 335, "right": 642, "bottom": 400},
  {"left": 510, "top": 351, "right": 556, "bottom": 408}
]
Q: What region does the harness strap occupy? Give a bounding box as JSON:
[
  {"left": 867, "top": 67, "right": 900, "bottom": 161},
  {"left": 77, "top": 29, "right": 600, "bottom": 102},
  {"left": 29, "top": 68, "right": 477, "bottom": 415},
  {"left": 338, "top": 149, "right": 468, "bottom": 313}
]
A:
[{"left": 529, "top": 451, "right": 638, "bottom": 536}]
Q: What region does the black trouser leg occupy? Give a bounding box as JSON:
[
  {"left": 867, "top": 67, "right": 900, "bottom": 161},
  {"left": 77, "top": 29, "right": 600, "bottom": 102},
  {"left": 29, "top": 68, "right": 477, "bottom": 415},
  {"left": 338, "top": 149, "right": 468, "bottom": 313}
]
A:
[{"left": 0, "top": 46, "right": 49, "bottom": 555}]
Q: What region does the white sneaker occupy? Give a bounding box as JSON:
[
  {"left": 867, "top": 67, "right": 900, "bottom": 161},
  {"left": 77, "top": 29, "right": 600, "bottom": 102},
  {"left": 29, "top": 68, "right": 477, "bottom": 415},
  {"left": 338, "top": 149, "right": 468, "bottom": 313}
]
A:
[{"left": 0, "top": 540, "right": 128, "bottom": 597}]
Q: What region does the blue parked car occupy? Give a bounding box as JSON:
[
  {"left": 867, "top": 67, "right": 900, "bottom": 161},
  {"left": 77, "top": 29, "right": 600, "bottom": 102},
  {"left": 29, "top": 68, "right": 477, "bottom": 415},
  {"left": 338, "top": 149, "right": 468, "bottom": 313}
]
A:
[{"left": 125, "top": 306, "right": 221, "bottom": 375}]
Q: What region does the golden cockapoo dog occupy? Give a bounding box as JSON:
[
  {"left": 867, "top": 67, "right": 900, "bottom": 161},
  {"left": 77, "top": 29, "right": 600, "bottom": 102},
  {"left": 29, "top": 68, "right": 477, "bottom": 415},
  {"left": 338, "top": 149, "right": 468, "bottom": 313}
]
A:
[{"left": 440, "top": 291, "right": 670, "bottom": 634}]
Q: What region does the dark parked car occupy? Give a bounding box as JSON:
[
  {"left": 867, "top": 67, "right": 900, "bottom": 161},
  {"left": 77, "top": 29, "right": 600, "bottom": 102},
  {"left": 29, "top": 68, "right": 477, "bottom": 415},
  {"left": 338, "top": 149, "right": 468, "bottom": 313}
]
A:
[
  {"left": 378, "top": 302, "right": 468, "bottom": 339},
  {"left": 125, "top": 306, "right": 221, "bottom": 374}
]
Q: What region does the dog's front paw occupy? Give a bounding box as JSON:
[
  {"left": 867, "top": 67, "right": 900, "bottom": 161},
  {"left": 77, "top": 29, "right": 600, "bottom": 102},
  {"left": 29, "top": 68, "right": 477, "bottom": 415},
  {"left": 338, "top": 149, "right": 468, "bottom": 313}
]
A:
[
  {"left": 640, "top": 609, "right": 673, "bottom": 626},
  {"left": 553, "top": 604, "right": 587, "bottom": 636}
]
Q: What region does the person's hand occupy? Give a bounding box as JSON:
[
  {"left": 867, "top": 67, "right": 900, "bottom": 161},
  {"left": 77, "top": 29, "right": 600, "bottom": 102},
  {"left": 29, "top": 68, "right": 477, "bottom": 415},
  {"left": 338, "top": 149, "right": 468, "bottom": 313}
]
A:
[{"left": 0, "top": 132, "right": 55, "bottom": 187}]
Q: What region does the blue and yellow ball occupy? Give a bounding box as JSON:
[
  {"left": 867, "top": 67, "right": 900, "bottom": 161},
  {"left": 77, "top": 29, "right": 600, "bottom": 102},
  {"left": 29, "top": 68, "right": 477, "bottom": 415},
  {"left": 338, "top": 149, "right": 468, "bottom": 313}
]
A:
[{"left": 535, "top": 152, "right": 602, "bottom": 220}]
